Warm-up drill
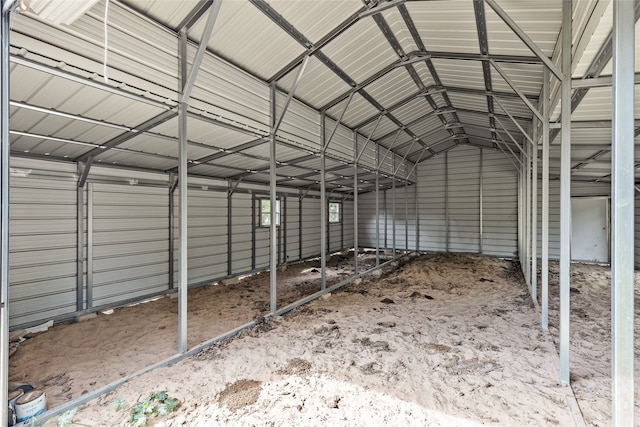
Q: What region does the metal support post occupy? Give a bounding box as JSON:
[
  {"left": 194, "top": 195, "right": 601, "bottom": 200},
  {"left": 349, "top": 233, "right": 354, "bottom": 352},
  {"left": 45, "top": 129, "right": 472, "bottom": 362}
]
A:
[
  {"left": 320, "top": 113, "right": 327, "bottom": 290},
  {"left": 415, "top": 176, "right": 419, "bottom": 253},
  {"left": 1, "top": 4, "right": 10, "bottom": 424},
  {"left": 298, "top": 193, "right": 302, "bottom": 261},
  {"left": 270, "top": 82, "right": 278, "bottom": 312},
  {"left": 375, "top": 146, "right": 380, "bottom": 266},
  {"left": 392, "top": 168, "right": 396, "bottom": 259},
  {"left": 525, "top": 136, "right": 531, "bottom": 286},
  {"left": 76, "top": 173, "right": 85, "bottom": 311},
  {"left": 542, "top": 67, "right": 550, "bottom": 330},
  {"left": 445, "top": 152, "right": 449, "bottom": 252},
  {"left": 177, "top": 29, "right": 189, "bottom": 354},
  {"left": 532, "top": 117, "right": 538, "bottom": 300},
  {"left": 87, "top": 184, "right": 93, "bottom": 308},
  {"left": 480, "top": 148, "right": 484, "bottom": 253},
  {"left": 353, "top": 131, "right": 359, "bottom": 275},
  {"left": 227, "top": 187, "right": 232, "bottom": 275},
  {"left": 169, "top": 174, "right": 177, "bottom": 289},
  {"left": 251, "top": 195, "right": 256, "bottom": 270},
  {"left": 558, "top": 0, "right": 572, "bottom": 385},
  {"left": 611, "top": 0, "right": 635, "bottom": 423},
  {"left": 405, "top": 179, "right": 408, "bottom": 253}
]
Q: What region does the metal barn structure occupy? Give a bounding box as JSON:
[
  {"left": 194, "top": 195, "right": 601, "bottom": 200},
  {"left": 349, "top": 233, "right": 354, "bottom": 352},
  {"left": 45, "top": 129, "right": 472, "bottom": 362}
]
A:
[{"left": 0, "top": 0, "right": 636, "bottom": 424}]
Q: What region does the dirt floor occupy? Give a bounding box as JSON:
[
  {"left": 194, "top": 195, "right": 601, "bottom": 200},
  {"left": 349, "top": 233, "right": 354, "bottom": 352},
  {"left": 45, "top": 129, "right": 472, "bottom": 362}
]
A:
[{"left": 7, "top": 252, "right": 640, "bottom": 426}]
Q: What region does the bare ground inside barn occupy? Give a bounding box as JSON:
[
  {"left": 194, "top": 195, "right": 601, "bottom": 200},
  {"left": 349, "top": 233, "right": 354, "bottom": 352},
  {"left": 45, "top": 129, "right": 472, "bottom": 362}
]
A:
[{"left": 8, "top": 253, "right": 640, "bottom": 426}]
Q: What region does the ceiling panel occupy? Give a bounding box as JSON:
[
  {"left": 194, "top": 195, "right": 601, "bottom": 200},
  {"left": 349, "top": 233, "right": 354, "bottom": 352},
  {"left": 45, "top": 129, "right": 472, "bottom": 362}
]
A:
[{"left": 406, "top": 0, "right": 480, "bottom": 54}]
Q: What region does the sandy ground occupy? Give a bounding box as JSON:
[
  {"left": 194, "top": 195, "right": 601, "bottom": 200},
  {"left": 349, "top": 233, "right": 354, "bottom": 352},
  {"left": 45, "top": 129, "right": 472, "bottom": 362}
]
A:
[{"left": 7, "top": 252, "right": 638, "bottom": 426}]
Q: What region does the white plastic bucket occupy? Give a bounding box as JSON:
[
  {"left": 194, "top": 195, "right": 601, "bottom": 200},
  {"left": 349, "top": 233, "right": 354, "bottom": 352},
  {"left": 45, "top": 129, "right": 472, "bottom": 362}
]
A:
[{"left": 14, "top": 390, "right": 46, "bottom": 422}]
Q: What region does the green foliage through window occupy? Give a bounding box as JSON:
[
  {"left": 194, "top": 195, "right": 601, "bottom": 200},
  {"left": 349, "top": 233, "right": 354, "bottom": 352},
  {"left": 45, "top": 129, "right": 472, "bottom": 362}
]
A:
[
  {"left": 260, "top": 199, "right": 280, "bottom": 226},
  {"left": 329, "top": 202, "right": 341, "bottom": 223}
]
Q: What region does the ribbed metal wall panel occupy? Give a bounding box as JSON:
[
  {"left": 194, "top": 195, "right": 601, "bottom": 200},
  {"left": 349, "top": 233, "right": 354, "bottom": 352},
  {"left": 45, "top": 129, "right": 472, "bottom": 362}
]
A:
[
  {"left": 356, "top": 191, "right": 379, "bottom": 249},
  {"left": 172, "top": 189, "right": 228, "bottom": 284},
  {"left": 9, "top": 161, "right": 80, "bottom": 327},
  {"left": 93, "top": 184, "right": 168, "bottom": 306},
  {"left": 286, "top": 196, "right": 301, "bottom": 263},
  {"left": 384, "top": 184, "right": 417, "bottom": 251},
  {"left": 417, "top": 154, "right": 447, "bottom": 251},
  {"left": 301, "top": 198, "right": 321, "bottom": 258},
  {"left": 343, "top": 200, "right": 355, "bottom": 251},
  {"left": 482, "top": 150, "right": 518, "bottom": 257},
  {"left": 231, "top": 193, "right": 253, "bottom": 273},
  {"left": 447, "top": 146, "right": 481, "bottom": 252},
  {"left": 636, "top": 196, "right": 640, "bottom": 269},
  {"left": 276, "top": 96, "right": 321, "bottom": 152}
]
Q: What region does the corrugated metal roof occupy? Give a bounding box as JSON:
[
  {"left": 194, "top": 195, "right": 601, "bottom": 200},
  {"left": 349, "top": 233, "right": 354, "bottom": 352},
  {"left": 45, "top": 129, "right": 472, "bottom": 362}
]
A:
[
  {"left": 321, "top": 17, "right": 398, "bottom": 84},
  {"left": 192, "top": 1, "right": 305, "bottom": 81},
  {"left": 485, "top": 1, "right": 562, "bottom": 57},
  {"left": 277, "top": 56, "right": 351, "bottom": 109},
  {"left": 267, "top": 0, "right": 362, "bottom": 45},
  {"left": 6, "top": 0, "right": 634, "bottom": 187},
  {"left": 405, "top": 0, "right": 480, "bottom": 54}
]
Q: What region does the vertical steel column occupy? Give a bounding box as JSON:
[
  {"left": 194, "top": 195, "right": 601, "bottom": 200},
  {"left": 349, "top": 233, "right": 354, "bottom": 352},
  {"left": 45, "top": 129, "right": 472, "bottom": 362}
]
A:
[
  {"left": 283, "top": 196, "right": 287, "bottom": 263},
  {"left": 177, "top": 29, "right": 189, "bottom": 354},
  {"left": 298, "top": 194, "right": 302, "bottom": 261},
  {"left": 76, "top": 179, "right": 85, "bottom": 311},
  {"left": 384, "top": 190, "right": 388, "bottom": 249},
  {"left": 87, "top": 184, "right": 93, "bottom": 308},
  {"left": 375, "top": 146, "right": 380, "bottom": 266},
  {"left": 611, "top": 0, "right": 635, "bottom": 423},
  {"left": 353, "top": 131, "right": 359, "bottom": 275},
  {"left": 0, "top": 4, "right": 9, "bottom": 424},
  {"left": 168, "top": 175, "right": 176, "bottom": 289},
  {"left": 518, "top": 161, "right": 523, "bottom": 268},
  {"left": 525, "top": 134, "right": 531, "bottom": 287},
  {"left": 405, "top": 179, "right": 408, "bottom": 253},
  {"left": 320, "top": 113, "right": 327, "bottom": 290},
  {"left": 269, "top": 82, "right": 278, "bottom": 312},
  {"left": 227, "top": 188, "right": 232, "bottom": 275},
  {"left": 542, "top": 67, "right": 550, "bottom": 330},
  {"left": 251, "top": 195, "right": 256, "bottom": 270},
  {"left": 480, "top": 148, "right": 484, "bottom": 254},
  {"left": 415, "top": 177, "right": 419, "bottom": 253},
  {"left": 445, "top": 152, "right": 449, "bottom": 252},
  {"left": 558, "top": 0, "right": 572, "bottom": 385},
  {"left": 532, "top": 117, "right": 538, "bottom": 300},
  {"left": 392, "top": 171, "right": 396, "bottom": 259}
]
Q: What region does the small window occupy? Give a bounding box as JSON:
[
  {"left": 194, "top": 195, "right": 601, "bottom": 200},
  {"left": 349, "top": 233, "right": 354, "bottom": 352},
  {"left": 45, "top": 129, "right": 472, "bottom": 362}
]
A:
[
  {"left": 260, "top": 199, "right": 280, "bottom": 227},
  {"left": 329, "top": 202, "right": 341, "bottom": 223}
]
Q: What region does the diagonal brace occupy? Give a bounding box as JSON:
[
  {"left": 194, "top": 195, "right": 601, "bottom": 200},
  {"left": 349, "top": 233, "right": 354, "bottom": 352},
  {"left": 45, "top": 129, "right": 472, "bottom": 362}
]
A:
[
  {"left": 490, "top": 59, "right": 544, "bottom": 122},
  {"left": 180, "top": 0, "right": 222, "bottom": 104},
  {"left": 484, "top": 0, "right": 563, "bottom": 80},
  {"left": 273, "top": 55, "right": 310, "bottom": 135},
  {"left": 324, "top": 92, "right": 355, "bottom": 151}
]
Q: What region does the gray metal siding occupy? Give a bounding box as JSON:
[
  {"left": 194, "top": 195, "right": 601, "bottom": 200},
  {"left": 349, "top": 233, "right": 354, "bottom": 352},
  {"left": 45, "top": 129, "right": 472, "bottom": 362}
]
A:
[
  {"left": 93, "top": 184, "right": 169, "bottom": 306},
  {"left": 417, "top": 154, "right": 447, "bottom": 251},
  {"left": 636, "top": 197, "right": 640, "bottom": 269},
  {"left": 231, "top": 193, "right": 253, "bottom": 274},
  {"left": 286, "top": 197, "right": 301, "bottom": 263},
  {"left": 342, "top": 200, "right": 355, "bottom": 251},
  {"left": 482, "top": 150, "right": 518, "bottom": 257},
  {"left": 357, "top": 192, "right": 379, "bottom": 249},
  {"left": 9, "top": 164, "right": 79, "bottom": 327},
  {"left": 447, "top": 147, "right": 481, "bottom": 252},
  {"left": 301, "top": 198, "right": 321, "bottom": 258}
]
